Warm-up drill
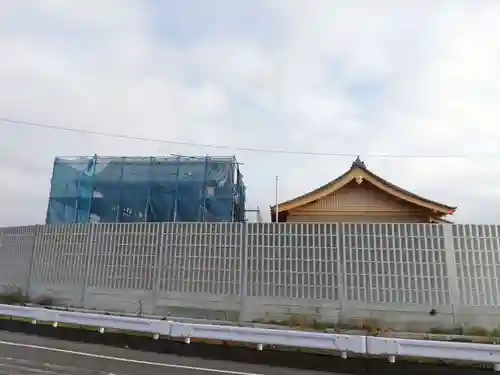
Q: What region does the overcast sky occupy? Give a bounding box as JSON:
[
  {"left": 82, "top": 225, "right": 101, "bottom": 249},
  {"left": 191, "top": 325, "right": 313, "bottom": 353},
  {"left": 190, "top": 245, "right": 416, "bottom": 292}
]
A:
[{"left": 1, "top": 1, "right": 500, "bottom": 226}]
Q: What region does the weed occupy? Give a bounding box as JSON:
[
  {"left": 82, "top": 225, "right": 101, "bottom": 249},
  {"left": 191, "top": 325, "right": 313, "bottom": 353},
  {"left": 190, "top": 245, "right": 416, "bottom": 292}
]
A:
[{"left": 0, "top": 285, "right": 30, "bottom": 305}]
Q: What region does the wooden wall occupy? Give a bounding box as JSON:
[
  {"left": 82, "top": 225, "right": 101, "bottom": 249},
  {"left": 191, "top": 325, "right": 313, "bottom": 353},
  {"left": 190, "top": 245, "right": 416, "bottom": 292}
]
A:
[{"left": 285, "top": 180, "right": 433, "bottom": 223}]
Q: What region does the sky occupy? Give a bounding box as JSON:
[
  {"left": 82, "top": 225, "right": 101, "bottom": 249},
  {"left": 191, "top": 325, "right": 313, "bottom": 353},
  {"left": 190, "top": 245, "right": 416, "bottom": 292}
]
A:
[{"left": 1, "top": 0, "right": 500, "bottom": 226}]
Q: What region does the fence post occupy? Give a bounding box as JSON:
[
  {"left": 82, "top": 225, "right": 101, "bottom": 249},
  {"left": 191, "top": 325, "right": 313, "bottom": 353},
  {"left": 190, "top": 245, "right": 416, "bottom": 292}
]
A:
[
  {"left": 151, "top": 222, "right": 166, "bottom": 314},
  {"left": 80, "top": 224, "right": 95, "bottom": 308},
  {"left": 0, "top": 228, "right": 3, "bottom": 287},
  {"left": 337, "top": 223, "right": 347, "bottom": 323},
  {"left": 26, "top": 225, "right": 41, "bottom": 295},
  {"left": 239, "top": 222, "right": 248, "bottom": 322},
  {"left": 443, "top": 223, "right": 460, "bottom": 326}
]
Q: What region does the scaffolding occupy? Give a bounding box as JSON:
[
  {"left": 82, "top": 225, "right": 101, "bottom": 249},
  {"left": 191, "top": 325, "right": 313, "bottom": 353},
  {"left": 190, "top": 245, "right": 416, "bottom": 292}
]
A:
[{"left": 45, "top": 155, "right": 246, "bottom": 224}]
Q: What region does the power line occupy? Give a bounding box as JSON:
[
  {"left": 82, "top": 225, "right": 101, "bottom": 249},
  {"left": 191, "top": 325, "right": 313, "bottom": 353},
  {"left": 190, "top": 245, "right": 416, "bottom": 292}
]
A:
[{"left": 0, "top": 116, "right": 479, "bottom": 159}]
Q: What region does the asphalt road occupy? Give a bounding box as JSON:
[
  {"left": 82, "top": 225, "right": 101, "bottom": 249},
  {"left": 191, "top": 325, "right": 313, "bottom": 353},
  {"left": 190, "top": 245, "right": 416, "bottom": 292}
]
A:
[{"left": 0, "top": 331, "right": 347, "bottom": 375}]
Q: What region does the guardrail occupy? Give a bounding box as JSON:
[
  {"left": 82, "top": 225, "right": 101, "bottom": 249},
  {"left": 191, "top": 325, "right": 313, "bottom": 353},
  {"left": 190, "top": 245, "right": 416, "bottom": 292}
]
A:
[
  {"left": 25, "top": 304, "right": 294, "bottom": 330},
  {"left": 24, "top": 304, "right": 244, "bottom": 327},
  {"left": 1, "top": 304, "right": 499, "bottom": 370}
]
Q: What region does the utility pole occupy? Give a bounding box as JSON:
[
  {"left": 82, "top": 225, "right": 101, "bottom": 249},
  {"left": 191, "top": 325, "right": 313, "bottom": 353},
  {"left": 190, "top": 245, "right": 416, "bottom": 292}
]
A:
[{"left": 275, "top": 176, "right": 279, "bottom": 222}]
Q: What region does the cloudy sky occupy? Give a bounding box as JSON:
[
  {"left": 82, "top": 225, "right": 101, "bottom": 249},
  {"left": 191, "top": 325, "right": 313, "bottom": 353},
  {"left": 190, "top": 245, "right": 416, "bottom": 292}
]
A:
[{"left": 1, "top": 0, "right": 500, "bottom": 226}]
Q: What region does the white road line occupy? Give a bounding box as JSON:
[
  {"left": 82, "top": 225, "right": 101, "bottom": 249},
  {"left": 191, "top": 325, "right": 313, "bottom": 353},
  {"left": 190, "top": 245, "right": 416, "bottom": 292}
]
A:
[{"left": 0, "top": 340, "right": 263, "bottom": 375}]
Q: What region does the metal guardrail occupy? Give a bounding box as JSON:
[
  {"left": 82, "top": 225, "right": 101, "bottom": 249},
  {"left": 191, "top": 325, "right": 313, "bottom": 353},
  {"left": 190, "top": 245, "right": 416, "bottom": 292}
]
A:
[
  {"left": 1, "top": 304, "right": 500, "bottom": 370},
  {"left": 367, "top": 336, "right": 500, "bottom": 364},
  {"left": 26, "top": 304, "right": 291, "bottom": 330}
]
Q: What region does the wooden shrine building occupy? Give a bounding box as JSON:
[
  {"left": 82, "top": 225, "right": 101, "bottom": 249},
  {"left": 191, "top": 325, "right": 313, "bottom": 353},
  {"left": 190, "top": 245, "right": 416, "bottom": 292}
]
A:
[{"left": 270, "top": 157, "right": 456, "bottom": 223}]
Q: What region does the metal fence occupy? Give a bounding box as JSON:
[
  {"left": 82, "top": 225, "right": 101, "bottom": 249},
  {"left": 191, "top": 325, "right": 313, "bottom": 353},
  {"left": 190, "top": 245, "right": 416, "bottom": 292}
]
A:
[{"left": 0, "top": 222, "right": 499, "bottom": 329}]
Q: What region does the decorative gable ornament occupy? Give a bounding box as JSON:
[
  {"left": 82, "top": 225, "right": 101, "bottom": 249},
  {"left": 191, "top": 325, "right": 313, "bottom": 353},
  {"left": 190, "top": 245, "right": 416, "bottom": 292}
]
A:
[{"left": 355, "top": 175, "right": 364, "bottom": 184}]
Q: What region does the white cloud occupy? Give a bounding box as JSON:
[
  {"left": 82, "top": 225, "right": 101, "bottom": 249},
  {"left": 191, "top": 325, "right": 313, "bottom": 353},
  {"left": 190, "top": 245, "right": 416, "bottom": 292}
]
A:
[
  {"left": 263, "top": 0, "right": 500, "bottom": 223},
  {"left": 1, "top": 1, "right": 500, "bottom": 226}
]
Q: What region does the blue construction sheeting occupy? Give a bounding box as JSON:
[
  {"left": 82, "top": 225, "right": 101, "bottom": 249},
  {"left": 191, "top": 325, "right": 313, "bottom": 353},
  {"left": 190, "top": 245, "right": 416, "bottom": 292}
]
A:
[{"left": 45, "top": 155, "right": 246, "bottom": 224}]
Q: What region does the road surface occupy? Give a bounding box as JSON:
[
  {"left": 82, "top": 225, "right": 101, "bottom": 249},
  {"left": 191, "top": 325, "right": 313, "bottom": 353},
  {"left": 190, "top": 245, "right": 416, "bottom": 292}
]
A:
[{"left": 0, "top": 331, "right": 346, "bottom": 375}]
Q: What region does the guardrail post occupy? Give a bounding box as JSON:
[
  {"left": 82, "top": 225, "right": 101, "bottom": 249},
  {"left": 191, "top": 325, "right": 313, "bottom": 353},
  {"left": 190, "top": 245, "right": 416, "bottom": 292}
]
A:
[
  {"left": 443, "top": 224, "right": 460, "bottom": 326},
  {"left": 239, "top": 222, "right": 248, "bottom": 322}
]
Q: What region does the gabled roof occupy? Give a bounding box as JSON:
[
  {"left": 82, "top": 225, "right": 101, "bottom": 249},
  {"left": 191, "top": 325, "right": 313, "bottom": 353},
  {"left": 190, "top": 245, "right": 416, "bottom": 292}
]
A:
[{"left": 271, "top": 157, "right": 457, "bottom": 217}]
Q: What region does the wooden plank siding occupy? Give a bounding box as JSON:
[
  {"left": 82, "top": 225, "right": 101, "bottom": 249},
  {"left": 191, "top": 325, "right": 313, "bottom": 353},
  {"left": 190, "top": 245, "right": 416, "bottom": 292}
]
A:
[{"left": 286, "top": 180, "right": 431, "bottom": 223}]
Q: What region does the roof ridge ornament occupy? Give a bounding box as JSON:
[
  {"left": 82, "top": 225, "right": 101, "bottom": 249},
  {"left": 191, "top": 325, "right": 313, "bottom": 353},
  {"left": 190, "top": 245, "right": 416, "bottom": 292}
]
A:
[{"left": 352, "top": 156, "right": 366, "bottom": 169}]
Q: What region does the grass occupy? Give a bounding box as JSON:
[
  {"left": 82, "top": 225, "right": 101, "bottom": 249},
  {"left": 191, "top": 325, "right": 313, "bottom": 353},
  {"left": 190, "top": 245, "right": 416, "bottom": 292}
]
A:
[
  {"left": 251, "top": 314, "right": 500, "bottom": 345},
  {"left": 0, "top": 285, "right": 30, "bottom": 305}
]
